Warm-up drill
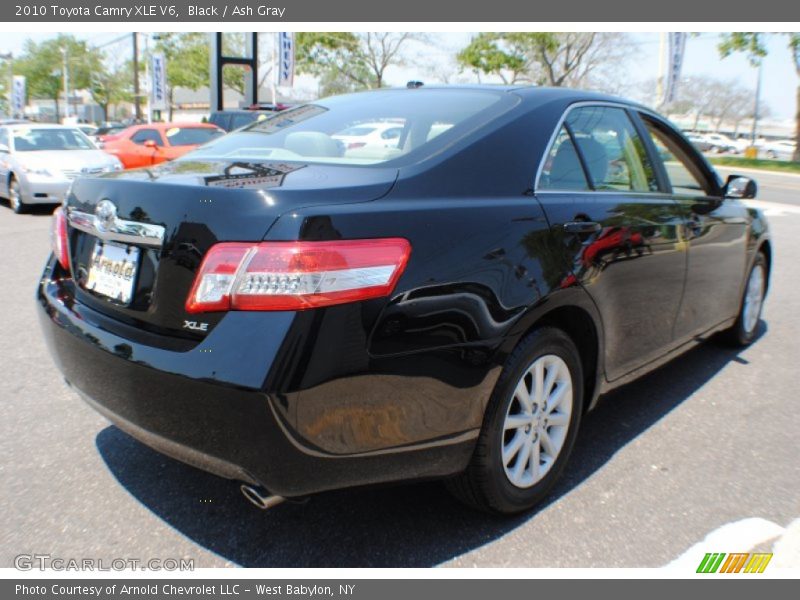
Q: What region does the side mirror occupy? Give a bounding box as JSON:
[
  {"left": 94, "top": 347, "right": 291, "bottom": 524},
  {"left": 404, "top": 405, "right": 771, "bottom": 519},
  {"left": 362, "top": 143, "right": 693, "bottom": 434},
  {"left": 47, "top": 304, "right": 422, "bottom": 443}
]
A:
[
  {"left": 724, "top": 175, "right": 757, "bottom": 199},
  {"left": 0, "top": 143, "right": 9, "bottom": 153},
  {"left": 143, "top": 139, "right": 158, "bottom": 149}
]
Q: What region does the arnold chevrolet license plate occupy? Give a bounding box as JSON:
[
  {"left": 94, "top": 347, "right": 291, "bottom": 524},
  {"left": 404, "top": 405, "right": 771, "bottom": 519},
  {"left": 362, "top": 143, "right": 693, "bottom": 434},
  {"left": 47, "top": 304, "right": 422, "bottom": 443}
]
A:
[{"left": 86, "top": 241, "right": 139, "bottom": 304}]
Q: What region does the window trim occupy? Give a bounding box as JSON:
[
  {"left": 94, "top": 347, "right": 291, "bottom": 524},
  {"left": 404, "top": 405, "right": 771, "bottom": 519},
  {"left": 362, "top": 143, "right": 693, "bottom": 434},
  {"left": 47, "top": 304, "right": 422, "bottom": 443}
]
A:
[
  {"left": 535, "top": 100, "right": 672, "bottom": 196},
  {"left": 636, "top": 111, "right": 723, "bottom": 199}
]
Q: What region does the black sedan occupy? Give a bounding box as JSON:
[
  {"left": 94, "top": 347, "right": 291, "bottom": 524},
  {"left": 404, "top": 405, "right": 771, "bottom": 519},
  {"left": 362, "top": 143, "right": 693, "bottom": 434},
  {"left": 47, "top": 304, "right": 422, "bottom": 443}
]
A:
[{"left": 38, "top": 87, "right": 770, "bottom": 514}]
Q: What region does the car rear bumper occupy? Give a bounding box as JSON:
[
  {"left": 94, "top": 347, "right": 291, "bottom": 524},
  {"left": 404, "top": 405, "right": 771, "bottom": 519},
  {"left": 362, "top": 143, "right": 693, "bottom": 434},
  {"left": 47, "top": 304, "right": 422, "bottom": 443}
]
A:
[{"left": 36, "top": 258, "right": 484, "bottom": 497}]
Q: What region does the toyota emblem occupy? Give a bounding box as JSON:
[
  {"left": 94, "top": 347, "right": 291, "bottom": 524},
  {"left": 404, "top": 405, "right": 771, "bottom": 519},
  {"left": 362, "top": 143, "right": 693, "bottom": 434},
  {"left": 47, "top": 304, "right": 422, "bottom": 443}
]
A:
[{"left": 94, "top": 200, "right": 117, "bottom": 232}]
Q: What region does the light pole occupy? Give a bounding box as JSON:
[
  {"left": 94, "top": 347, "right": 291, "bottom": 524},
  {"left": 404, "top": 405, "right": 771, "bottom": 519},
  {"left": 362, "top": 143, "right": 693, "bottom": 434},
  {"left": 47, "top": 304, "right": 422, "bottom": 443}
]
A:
[
  {"left": 750, "top": 61, "right": 763, "bottom": 147},
  {"left": 61, "top": 47, "right": 71, "bottom": 121}
]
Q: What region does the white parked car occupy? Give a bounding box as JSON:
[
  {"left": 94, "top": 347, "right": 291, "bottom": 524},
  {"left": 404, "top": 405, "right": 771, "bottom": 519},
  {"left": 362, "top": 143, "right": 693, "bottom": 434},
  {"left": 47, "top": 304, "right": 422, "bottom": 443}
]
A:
[
  {"left": 0, "top": 124, "right": 122, "bottom": 213},
  {"left": 699, "top": 133, "right": 747, "bottom": 154},
  {"left": 332, "top": 121, "right": 405, "bottom": 150},
  {"left": 761, "top": 139, "right": 796, "bottom": 161}
]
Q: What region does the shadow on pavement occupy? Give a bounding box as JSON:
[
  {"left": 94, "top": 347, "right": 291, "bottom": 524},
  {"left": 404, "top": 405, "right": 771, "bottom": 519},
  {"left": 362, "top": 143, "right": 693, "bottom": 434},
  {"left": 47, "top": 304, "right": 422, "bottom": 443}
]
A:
[{"left": 95, "top": 325, "right": 765, "bottom": 567}]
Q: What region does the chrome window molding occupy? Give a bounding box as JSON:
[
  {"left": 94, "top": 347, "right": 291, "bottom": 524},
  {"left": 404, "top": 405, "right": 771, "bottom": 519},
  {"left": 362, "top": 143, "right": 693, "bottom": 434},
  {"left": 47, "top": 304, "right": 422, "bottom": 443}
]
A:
[{"left": 67, "top": 207, "right": 166, "bottom": 248}]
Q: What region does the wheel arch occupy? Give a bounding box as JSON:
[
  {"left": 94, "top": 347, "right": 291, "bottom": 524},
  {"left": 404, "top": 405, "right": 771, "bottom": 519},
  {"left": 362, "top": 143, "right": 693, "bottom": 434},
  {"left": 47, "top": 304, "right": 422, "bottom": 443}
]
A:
[{"left": 504, "top": 289, "right": 605, "bottom": 413}]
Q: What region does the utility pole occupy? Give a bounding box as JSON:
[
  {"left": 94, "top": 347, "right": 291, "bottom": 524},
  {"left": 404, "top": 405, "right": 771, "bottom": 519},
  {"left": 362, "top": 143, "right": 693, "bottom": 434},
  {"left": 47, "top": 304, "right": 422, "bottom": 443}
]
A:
[
  {"left": 61, "top": 47, "right": 70, "bottom": 121},
  {"left": 750, "top": 61, "right": 763, "bottom": 146},
  {"left": 656, "top": 32, "right": 666, "bottom": 107},
  {"left": 132, "top": 33, "right": 141, "bottom": 122}
]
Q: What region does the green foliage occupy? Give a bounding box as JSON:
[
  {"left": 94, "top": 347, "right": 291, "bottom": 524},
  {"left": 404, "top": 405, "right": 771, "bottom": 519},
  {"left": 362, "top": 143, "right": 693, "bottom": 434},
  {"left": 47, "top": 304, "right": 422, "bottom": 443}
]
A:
[
  {"left": 13, "top": 34, "right": 102, "bottom": 118},
  {"left": 89, "top": 60, "right": 133, "bottom": 120},
  {"left": 719, "top": 33, "right": 800, "bottom": 162},
  {"left": 456, "top": 32, "right": 628, "bottom": 90},
  {"left": 708, "top": 156, "right": 800, "bottom": 174},
  {"left": 153, "top": 33, "right": 210, "bottom": 92},
  {"left": 296, "top": 32, "right": 415, "bottom": 91},
  {"left": 457, "top": 33, "right": 554, "bottom": 84}
]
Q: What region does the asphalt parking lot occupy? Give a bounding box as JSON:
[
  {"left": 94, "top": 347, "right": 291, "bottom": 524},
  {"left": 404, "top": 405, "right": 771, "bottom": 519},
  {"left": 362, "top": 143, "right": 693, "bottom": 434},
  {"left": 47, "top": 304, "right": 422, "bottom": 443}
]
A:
[{"left": 1, "top": 169, "right": 798, "bottom": 569}]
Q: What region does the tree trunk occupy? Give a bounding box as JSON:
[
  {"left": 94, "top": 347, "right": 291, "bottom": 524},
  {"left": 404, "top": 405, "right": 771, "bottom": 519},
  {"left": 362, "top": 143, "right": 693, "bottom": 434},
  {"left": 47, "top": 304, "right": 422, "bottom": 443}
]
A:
[{"left": 53, "top": 96, "right": 60, "bottom": 123}]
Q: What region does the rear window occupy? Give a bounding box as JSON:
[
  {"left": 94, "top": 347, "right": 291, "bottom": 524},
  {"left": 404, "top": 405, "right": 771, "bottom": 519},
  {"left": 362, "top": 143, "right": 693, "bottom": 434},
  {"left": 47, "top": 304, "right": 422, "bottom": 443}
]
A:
[
  {"left": 165, "top": 127, "right": 224, "bottom": 146},
  {"left": 183, "top": 89, "right": 511, "bottom": 166}
]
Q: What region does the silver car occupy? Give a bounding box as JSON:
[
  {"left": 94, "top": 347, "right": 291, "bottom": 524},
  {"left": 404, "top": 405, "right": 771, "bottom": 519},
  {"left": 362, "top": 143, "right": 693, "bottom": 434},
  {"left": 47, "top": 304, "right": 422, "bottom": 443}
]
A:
[{"left": 0, "top": 124, "right": 122, "bottom": 213}]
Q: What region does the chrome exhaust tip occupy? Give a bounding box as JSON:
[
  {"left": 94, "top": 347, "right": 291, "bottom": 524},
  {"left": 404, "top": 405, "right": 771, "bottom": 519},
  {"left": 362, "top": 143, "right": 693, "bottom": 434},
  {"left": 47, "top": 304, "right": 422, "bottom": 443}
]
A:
[{"left": 240, "top": 484, "right": 285, "bottom": 510}]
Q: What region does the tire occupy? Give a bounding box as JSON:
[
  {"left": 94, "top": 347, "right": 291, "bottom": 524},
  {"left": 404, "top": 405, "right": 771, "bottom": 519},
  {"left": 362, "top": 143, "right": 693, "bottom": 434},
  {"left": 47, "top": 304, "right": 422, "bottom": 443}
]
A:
[
  {"left": 8, "top": 177, "right": 26, "bottom": 214},
  {"left": 446, "top": 327, "right": 584, "bottom": 514},
  {"left": 725, "top": 252, "right": 768, "bottom": 346}
]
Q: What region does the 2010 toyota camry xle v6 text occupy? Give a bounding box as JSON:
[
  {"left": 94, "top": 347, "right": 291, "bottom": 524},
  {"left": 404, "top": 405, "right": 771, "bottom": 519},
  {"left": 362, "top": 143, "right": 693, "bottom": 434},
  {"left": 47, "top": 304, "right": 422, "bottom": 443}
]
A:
[{"left": 37, "top": 87, "right": 770, "bottom": 514}]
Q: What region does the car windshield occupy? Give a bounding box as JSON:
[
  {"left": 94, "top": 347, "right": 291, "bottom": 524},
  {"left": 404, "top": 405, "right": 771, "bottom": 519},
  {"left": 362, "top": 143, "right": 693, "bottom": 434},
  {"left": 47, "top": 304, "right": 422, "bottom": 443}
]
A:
[
  {"left": 12, "top": 128, "right": 95, "bottom": 151},
  {"left": 165, "top": 127, "right": 224, "bottom": 146},
  {"left": 184, "top": 89, "right": 507, "bottom": 166}
]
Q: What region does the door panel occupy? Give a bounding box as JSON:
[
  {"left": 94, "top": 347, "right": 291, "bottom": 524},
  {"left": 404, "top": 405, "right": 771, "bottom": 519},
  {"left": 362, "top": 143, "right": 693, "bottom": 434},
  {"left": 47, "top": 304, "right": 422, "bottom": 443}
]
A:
[
  {"left": 639, "top": 114, "right": 749, "bottom": 340},
  {"left": 537, "top": 105, "right": 687, "bottom": 381},
  {"left": 539, "top": 192, "right": 687, "bottom": 380}
]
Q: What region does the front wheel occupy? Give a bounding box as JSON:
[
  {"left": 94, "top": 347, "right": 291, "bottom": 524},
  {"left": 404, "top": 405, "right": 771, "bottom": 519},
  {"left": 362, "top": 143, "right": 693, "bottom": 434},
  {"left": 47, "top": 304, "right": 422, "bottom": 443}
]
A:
[
  {"left": 726, "top": 252, "right": 767, "bottom": 346},
  {"left": 446, "top": 327, "right": 583, "bottom": 514},
  {"left": 8, "top": 177, "right": 26, "bottom": 214}
]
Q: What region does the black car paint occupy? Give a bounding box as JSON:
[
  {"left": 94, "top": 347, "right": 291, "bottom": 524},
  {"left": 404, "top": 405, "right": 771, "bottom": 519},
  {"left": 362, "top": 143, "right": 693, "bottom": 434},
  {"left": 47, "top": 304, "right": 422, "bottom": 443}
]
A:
[{"left": 37, "top": 87, "right": 770, "bottom": 498}]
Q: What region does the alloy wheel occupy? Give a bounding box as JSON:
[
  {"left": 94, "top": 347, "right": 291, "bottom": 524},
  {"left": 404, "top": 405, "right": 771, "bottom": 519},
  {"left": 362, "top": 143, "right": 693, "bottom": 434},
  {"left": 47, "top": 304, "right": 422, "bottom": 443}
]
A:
[
  {"left": 742, "top": 263, "right": 765, "bottom": 334},
  {"left": 501, "top": 354, "right": 573, "bottom": 489},
  {"left": 9, "top": 179, "right": 22, "bottom": 212}
]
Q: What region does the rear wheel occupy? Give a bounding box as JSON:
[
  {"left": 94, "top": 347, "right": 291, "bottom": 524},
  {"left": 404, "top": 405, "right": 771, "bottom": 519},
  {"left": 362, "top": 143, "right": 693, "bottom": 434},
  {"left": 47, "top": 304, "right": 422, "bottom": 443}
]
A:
[
  {"left": 726, "top": 252, "right": 767, "bottom": 346},
  {"left": 8, "top": 177, "right": 26, "bottom": 214},
  {"left": 446, "top": 327, "right": 583, "bottom": 514}
]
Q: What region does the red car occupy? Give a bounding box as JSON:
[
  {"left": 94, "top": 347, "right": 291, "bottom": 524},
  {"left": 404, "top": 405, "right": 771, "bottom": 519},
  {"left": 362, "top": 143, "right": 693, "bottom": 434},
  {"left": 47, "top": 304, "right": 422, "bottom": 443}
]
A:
[{"left": 100, "top": 122, "right": 224, "bottom": 169}]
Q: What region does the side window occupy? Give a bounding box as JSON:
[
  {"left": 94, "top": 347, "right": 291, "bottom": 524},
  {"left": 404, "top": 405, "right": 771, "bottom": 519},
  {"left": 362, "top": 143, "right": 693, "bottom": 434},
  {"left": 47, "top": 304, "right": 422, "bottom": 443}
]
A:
[
  {"left": 0, "top": 129, "right": 8, "bottom": 148},
  {"left": 381, "top": 127, "right": 402, "bottom": 140},
  {"left": 131, "top": 129, "right": 163, "bottom": 146},
  {"left": 641, "top": 117, "right": 715, "bottom": 196},
  {"left": 566, "top": 106, "right": 659, "bottom": 193},
  {"left": 539, "top": 126, "right": 590, "bottom": 191}
]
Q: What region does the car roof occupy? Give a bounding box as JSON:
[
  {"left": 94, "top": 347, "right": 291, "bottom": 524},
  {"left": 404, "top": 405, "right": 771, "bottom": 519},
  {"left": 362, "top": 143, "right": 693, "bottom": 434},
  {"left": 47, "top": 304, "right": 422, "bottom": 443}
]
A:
[
  {"left": 1, "top": 123, "right": 84, "bottom": 130},
  {"left": 130, "top": 122, "right": 219, "bottom": 130},
  {"left": 329, "top": 85, "right": 652, "bottom": 114}
]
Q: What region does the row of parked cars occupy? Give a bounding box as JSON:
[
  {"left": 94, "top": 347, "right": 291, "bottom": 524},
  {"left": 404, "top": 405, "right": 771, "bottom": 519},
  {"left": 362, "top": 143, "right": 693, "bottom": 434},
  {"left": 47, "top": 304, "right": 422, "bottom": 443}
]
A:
[{"left": 685, "top": 130, "right": 797, "bottom": 160}]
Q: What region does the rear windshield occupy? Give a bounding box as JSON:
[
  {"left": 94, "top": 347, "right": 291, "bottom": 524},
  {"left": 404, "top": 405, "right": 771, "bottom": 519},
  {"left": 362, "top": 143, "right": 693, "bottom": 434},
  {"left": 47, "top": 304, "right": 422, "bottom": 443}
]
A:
[
  {"left": 183, "top": 89, "right": 509, "bottom": 166},
  {"left": 12, "top": 128, "right": 95, "bottom": 151},
  {"left": 165, "top": 127, "right": 224, "bottom": 146}
]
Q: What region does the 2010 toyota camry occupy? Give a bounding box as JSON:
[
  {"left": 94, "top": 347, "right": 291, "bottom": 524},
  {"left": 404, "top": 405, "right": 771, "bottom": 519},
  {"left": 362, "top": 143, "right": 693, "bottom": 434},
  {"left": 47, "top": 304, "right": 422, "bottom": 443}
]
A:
[{"left": 37, "top": 86, "right": 770, "bottom": 514}]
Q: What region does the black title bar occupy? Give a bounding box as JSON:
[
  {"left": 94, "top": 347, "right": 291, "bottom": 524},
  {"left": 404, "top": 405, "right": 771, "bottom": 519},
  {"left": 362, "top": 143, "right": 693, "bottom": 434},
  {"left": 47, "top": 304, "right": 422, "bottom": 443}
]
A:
[{"left": 2, "top": 0, "right": 798, "bottom": 22}]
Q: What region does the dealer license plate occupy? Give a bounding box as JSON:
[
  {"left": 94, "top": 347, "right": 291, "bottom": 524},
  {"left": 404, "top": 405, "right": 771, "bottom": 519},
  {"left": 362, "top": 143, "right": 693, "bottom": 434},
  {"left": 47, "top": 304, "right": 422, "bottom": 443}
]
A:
[{"left": 85, "top": 241, "right": 139, "bottom": 304}]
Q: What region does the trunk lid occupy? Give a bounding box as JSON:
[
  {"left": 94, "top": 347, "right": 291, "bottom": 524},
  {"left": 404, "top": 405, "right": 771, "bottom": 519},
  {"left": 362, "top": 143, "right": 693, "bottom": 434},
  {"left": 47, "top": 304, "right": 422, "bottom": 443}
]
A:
[{"left": 65, "top": 158, "right": 397, "bottom": 338}]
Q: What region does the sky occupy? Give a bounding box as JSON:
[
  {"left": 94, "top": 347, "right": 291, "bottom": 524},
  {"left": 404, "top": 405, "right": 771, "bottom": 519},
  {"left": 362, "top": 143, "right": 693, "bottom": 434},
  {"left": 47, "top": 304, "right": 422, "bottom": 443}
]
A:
[{"left": 1, "top": 31, "right": 797, "bottom": 121}]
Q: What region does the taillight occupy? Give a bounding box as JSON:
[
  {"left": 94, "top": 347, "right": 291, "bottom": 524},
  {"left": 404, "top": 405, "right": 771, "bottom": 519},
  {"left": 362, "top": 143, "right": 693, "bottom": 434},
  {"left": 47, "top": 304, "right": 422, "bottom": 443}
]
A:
[
  {"left": 50, "top": 207, "right": 70, "bottom": 271},
  {"left": 186, "top": 238, "right": 411, "bottom": 313}
]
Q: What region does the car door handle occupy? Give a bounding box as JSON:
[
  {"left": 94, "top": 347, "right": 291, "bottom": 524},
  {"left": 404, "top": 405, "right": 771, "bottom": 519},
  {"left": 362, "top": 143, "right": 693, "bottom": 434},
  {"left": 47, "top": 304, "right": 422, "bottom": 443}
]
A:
[{"left": 564, "top": 221, "right": 601, "bottom": 234}]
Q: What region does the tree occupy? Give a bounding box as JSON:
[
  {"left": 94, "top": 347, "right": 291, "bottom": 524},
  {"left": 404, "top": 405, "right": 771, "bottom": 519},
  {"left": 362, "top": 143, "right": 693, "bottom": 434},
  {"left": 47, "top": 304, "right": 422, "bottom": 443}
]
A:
[
  {"left": 297, "top": 32, "right": 422, "bottom": 91},
  {"left": 456, "top": 33, "right": 535, "bottom": 84},
  {"left": 0, "top": 57, "right": 9, "bottom": 115},
  {"left": 89, "top": 58, "right": 133, "bottom": 121},
  {"left": 13, "top": 35, "right": 101, "bottom": 121},
  {"left": 153, "top": 33, "right": 210, "bottom": 120},
  {"left": 719, "top": 33, "right": 800, "bottom": 162},
  {"left": 456, "top": 32, "right": 632, "bottom": 91},
  {"left": 217, "top": 33, "right": 274, "bottom": 98}
]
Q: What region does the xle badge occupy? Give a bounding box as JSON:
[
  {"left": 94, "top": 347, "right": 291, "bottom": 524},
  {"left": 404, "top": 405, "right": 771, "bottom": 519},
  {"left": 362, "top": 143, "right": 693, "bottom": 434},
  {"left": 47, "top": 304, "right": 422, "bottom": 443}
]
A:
[{"left": 183, "top": 320, "right": 209, "bottom": 332}]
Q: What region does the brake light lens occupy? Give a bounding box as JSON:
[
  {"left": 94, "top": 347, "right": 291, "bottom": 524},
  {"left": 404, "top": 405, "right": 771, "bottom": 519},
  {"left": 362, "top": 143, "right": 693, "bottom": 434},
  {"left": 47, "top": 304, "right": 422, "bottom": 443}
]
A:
[
  {"left": 50, "top": 206, "right": 70, "bottom": 271},
  {"left": 186, "top": 238, "right": 411, "bottom": 313}
]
